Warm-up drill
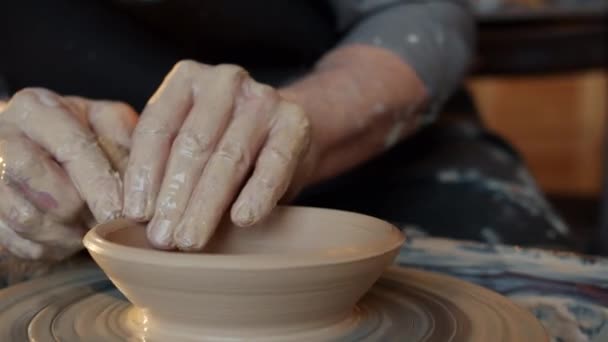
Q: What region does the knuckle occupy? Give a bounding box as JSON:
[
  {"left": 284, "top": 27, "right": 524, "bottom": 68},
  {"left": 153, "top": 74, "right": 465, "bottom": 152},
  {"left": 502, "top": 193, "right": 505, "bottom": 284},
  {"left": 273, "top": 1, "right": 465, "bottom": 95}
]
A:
[
  {"left": 10, "top": 88, "right": 43, "bottom": 109},
  {"left": 256, "top": 83, "right": 276, "bottom": 97},
  {"left": 284, "top": 103, "right": 312, "bottom": 142},
  {"left": 214, "top": 64, "right": 247, "bottom": 79},
  {"left": 234, "top": 80, "right": 278, "bottom": 118},
  {"left": 265, "top": 145, "right": 293, "bottom": 166},
  {"left": 112, "top": 101, "right": 136, "bottom": 116},
  {"left": 155, "top": 201, "right": 176, "bottom": 218},
  {"left": 245, "top": 80, "right": 277, "bottom": 100},
  {"left": 95, "top": 101, "right": 136, "bottom": 117},
  {"left": 14, "top": 88, "right": 60, "bottom": 107},
  {"left": 174, "top": 129, "right": 213, "bottom": 156},
  {"left": 257, "top": 175, "right": 279, "bottom": 191},
  {"left": 216, "top": 140, "right": 246, "bottom": 166},
  {"left": 290, "top": 105, "right": 310, "bottom": 128},
  {"left": 1, "top": 136, "right": 37, "bottom": 172},
  {"left": 90, "top": 101, "right": 137, "bottom": 129},
  {"left": 133, "top": 118, "right": 174, "bottom": 139},
  {"left": 13, "top": 151, "right": 37, "bottom": 174},
  {"left": 57, "top": 140, "right": 98, "bottom": 164},
  {"left": 4, "top": 88, "right": 67, "bottom": 124},
  {"left": 173, "top": 59, "right": 203, "bottom": 78},
  {"left": 13, "top": 87, "right": 43, "bottom": 100}
]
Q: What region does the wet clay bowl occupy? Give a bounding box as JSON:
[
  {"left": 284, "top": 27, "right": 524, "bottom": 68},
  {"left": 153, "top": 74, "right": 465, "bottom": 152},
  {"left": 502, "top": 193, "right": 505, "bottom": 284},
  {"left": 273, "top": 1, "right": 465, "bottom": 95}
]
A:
[{"left": 83, "top": 206, "right": 405, "bottom": 340}]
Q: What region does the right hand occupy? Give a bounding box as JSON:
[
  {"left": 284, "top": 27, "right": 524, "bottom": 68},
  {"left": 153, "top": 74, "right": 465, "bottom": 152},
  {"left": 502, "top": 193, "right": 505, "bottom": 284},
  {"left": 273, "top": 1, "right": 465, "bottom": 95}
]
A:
[{"left": 0, "top": 88, "right": 136, "bottom": 260}]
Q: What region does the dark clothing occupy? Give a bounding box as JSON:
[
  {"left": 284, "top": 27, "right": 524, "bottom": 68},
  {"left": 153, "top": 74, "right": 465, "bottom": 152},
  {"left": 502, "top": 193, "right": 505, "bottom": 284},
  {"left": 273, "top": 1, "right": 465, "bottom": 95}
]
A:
[
  {"left": 0, "top": 0, "right": 473, "bottom": 113},
  {"left": 295, "top": 117, "right": 574, "bottom": 250}
]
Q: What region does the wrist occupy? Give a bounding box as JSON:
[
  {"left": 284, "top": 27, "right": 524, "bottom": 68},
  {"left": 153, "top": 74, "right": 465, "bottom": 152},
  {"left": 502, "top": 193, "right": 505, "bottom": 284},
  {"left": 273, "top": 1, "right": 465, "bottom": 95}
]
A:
[
  {"left": 279, "top": 74, "right": 337, "bottom": 153},
  {"left": 279, "top": 44, "right": 429, "bottom": 185}
]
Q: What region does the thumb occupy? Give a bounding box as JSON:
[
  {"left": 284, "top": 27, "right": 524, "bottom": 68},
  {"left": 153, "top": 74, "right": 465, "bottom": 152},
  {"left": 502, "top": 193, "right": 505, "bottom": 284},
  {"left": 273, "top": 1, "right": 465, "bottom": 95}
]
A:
[{"left": 63, "top": 97, "right": 138, "bottom": 177}]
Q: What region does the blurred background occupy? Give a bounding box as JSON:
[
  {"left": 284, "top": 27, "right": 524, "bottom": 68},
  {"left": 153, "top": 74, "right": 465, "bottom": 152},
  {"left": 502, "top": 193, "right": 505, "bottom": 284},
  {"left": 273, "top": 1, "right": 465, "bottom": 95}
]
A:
[{"left": 465, "top": 0, "right": 607, "bottom": 253}]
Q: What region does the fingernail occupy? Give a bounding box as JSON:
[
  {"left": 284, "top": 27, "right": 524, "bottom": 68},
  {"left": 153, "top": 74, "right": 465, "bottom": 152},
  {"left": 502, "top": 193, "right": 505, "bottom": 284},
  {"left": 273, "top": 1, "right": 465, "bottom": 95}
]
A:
[
  {"left": 147, "top": 216, "right": 174, "bottom": 249},
  {"left": 91, "top": 172, "right": 123, "bottom": 223},
  {"left": 124, "top": 190, "right": 147, "bottom": 221},
  {"left": 174, "top": 220, "right": 204, "bottom": 251},
  {"left": 101, "top": 208, "right": 122, "bottom": 222},
  {"left": 232, "top": 201, "right": 257, "bottom": 227}
]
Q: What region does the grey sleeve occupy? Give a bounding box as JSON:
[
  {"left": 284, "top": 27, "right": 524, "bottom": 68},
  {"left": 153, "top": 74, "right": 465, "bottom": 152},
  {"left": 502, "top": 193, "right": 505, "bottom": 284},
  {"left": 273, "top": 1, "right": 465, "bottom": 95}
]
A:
[{"left": 329, "top": 0, "right": 476, "bottom": 122}]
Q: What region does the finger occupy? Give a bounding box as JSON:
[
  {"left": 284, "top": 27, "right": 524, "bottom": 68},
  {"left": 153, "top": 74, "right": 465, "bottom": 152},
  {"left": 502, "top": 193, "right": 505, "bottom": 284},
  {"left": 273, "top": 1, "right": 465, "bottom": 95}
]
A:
[
  {"left": 3, "top": 88, "right": 122, "bottom": 222},
  {"left": 169, "top": 78, "right": 276, "bottom": 250},
  {"left": 123, "top": 61, "right": 207, "bottom": 221},
  {"left": 54, "top": 97, "right": 135, "bottom": 176},
  {"left": 0, "top": 219, "right": 44, "bottom": 260},
  {"left": 58, "top": 96, "right": 90, "bottom": 128},
  {"left": 0, "top": 129, "right": 84, "bottom": 222},
  {"left": 0, "top": 182, "right": 83, "bottom": 253},
  {"left": 82, "top": 99, "right": 137, "bottom": 149},
  {"left": 231, "top": 101, "right": 311, "bottom": 227},
  {"left": 147, "top": 65, "right": 248, "bottom": 248},
  {"left": 84, "top": 99, "right": 137, "bottom": 175}
]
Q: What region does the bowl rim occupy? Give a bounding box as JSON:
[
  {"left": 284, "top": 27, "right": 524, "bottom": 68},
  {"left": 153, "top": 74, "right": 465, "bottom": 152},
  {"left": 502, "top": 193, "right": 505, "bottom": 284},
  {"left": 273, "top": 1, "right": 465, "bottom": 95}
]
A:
[{"left": 83, "top": 206, "right": 405, "bottom": 270}]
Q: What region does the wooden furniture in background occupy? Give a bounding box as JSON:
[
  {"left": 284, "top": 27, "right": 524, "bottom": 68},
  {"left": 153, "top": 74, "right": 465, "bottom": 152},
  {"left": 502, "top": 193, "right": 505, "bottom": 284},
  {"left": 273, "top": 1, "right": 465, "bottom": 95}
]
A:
[
  {"left": 469, "top": 70, "right": 607, "bottom": 196},
  {"left": 470, "top": 2, "right": 607, "bottom": 253}
]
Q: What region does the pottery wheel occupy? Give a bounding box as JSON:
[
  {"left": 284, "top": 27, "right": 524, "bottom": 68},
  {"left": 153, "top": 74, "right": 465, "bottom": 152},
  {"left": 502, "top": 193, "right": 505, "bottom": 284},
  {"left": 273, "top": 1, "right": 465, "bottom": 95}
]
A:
[{"left": 0, "top": 266, "right": 547, "bottom": 341}]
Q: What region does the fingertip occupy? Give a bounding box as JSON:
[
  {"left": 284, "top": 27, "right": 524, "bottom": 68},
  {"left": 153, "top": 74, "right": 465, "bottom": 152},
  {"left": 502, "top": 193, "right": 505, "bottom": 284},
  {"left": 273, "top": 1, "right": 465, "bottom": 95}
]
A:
[
  {"left": 28, "top": 245, "right": 45, "bottom": 260},
  {"left": 231, "top": 201, "right": 258, "bottom": 227},
  {"left": 100, "top": 208, "right": 122, "bottom": 223},
  {"left": 123, "top": 190, "right": 151, "bottom": 222},
  {"left": 11, "top": 240, "right": 44, "bottom": 260},
  {"left": 146, "top": 216, "right": 175, "bottom": 250},
  {"left": 0, "top": 220, "right": 45, "bottom": 260},
  {"left": 84, "top": 166, "right": 124, "bottom": 224},
  {"left": 92, "top": 199, "right": 123, "bottom": 225},
  {"left": 173, "top": 220, "right": 207, "bottom": 252}
]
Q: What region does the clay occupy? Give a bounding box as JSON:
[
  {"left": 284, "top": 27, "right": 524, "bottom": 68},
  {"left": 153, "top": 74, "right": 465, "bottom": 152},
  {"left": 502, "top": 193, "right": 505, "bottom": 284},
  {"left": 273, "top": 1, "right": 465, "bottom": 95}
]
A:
[
  {"left": 0, "top": 207, "right": 549, "bottom": 340},
  {"left": 83, "top": 206, "right": 405, "bottom": 339}
]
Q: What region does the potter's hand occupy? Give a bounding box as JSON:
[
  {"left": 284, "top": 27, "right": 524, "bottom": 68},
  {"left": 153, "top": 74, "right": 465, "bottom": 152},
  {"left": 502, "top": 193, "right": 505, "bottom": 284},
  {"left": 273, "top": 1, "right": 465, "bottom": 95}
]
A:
[
  {"left": 124, "top": 61, "right": 313, "bottom": 251},
  {"left": 0, "top": 88, "right": 136, "bottom": 260}
]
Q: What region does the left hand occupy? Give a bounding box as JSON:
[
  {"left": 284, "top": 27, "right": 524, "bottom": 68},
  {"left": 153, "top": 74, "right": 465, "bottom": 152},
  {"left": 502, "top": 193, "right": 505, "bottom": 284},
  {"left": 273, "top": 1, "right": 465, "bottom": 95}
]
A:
[
  {"left": 123, "top": 60, "right": 315, "bottom": 251},
  {"left": 0, "top": 90, "right": 135, "bottom": 260}
]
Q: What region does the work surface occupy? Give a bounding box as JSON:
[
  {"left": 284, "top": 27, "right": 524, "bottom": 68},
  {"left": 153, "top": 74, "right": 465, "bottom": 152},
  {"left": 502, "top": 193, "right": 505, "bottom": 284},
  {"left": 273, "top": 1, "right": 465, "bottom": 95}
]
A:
[{"left": 2, "top": 230, "right": 607, "bottom": 341}]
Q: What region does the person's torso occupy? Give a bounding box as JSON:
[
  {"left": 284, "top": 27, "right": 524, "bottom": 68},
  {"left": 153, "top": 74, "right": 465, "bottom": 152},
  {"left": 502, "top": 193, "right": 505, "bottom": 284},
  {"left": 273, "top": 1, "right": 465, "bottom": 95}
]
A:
[{"left": 112, "top": 0, "right": 338, "bottom": 72}]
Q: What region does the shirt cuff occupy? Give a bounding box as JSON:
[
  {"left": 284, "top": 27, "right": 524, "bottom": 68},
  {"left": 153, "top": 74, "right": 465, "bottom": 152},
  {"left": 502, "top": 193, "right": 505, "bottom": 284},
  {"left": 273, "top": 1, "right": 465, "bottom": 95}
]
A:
[{"left": 337, "top": 2, "right": 475, "bottom": 123}]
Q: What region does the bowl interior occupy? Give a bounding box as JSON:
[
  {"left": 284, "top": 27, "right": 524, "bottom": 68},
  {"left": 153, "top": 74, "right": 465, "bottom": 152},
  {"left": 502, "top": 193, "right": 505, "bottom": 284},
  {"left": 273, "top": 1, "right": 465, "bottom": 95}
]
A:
[{"left": 98, "top": 206, "right": 402, "bottom": 259}]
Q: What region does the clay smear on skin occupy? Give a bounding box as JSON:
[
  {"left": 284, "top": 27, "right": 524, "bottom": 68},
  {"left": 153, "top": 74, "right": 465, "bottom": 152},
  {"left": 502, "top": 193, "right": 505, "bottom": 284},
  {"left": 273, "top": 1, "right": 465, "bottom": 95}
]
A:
[{"left": 383, "top": 104, "right": 417, "bottom": 149}]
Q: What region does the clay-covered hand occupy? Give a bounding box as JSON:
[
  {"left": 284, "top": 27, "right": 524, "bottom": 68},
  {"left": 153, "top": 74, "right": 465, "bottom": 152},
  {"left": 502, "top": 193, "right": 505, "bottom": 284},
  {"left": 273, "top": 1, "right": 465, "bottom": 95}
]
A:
[
  {"left": 123, "top": 61, "right": 313, "bottom": 251},
  {"left": 0, "top": 89, "right": 136, "bottom": 260}
]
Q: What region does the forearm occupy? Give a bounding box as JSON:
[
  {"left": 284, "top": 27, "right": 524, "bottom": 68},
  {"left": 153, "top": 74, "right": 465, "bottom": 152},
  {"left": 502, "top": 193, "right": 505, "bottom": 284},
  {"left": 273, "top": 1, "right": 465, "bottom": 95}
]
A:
[
  {"left": 331, "top": 0, "right": 475, "bottom": 116},
  {"left": 281, "top": 44, "right": 428, "bottom": 185}
]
